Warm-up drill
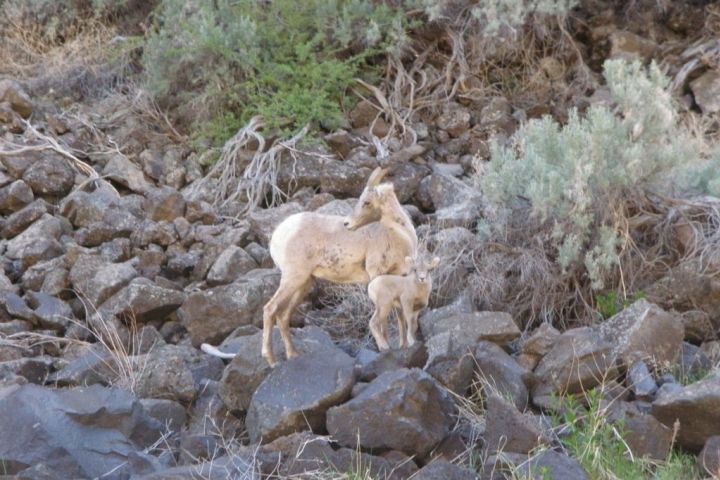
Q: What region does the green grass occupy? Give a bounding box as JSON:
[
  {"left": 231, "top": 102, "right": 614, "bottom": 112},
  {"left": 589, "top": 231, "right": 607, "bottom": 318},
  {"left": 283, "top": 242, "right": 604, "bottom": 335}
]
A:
[
  {"left": 594, "top": 291, "right": 646, "bottom": 321},
  {"left": 552, "top": 389, "right": 700, "bottom": 480}
]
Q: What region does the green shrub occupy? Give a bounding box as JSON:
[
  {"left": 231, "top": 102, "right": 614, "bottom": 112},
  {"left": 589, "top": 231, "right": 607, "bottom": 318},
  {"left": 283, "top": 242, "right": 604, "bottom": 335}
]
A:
[
  {"left": 143, "top": 0, "right": 411, "bottom": 145},
  {"left": 595, "top": 291, "right": 646, "bottom": 320},
  {"left": 479, "top": 59, "right": 701, "bottom": 291}
]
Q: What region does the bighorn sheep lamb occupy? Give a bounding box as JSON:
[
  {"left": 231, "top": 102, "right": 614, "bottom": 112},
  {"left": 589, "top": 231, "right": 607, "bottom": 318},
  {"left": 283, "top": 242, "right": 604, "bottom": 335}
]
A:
[
  {"left": 201, "top": 167, "right": 418, "bottom": 366},
  {"left": 367, "top": 254, "right": 439, "bottom": 350}
]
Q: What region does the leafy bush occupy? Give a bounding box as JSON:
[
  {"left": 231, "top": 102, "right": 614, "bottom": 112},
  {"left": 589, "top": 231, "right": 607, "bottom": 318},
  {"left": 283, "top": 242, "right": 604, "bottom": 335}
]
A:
[
  {"left": 143, "top": 0, "right": 412, "bottom": 145},
  {"left": 479, "top": 59, "right": 700, "bottom": 291}
]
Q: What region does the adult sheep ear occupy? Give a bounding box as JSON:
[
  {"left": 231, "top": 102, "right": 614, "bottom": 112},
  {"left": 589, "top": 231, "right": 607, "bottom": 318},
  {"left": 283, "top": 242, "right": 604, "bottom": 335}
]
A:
[
  {"left": 366, "top": 167, "right": 387, "bottom": 188},
  {"left": 430, "top": 257, "right": 440, "bottom": 269}
]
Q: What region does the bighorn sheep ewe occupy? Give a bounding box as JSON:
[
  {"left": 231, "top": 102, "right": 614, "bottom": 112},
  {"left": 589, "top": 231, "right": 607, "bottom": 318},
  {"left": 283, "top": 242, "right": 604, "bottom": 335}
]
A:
[
  {"left": 201, "top": 167, "right": 418, "bottom": 366},
  {"left": 367, "top": 254, "right": 439, "bottom": 350}
]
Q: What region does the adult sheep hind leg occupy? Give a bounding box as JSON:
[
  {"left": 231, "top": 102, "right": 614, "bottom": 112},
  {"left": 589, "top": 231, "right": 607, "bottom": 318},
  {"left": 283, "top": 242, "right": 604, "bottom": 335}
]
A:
[{"left": 262, "top": 272, "right": 310, "bottom": 367}]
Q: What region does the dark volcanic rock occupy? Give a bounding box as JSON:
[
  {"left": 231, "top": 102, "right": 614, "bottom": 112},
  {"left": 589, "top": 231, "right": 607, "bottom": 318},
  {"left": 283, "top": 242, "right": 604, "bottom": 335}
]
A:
[
  {"left": 484, "top": 394, "right": 549, "bottom": 454},
  {"left": 97, "top": 277, "right": 186, "bottom": 324},
  {"left": 359, "top": 342, "right": 428, "bottom": 381},
  {"left": 412, "top": 460, "right": 477, "bottom": 480},
  {"left": 651, "top": 374, "right": 720, "bottom": 451},
  {"left": 180, "top": 269, "right": 279, "bottom": 346},
  {"left": 218, "top": 326, "right": 336, "bottom": 412},
  {"left": 0, "top": 383, "right": 162, "bottom": 478},
  {"left": 1, "top": 200, "right": 46, "bottom": 239},
  {"left": 474, "top": 340, "right": 530, "bottom": 410},
  {"left": 533, "top": 327, "right": 617, "bottom": 397},
  {"left": 420, "top": 311, "right": 520, "bottom": 349},
  {"left": 22, "top": 154, "right": 75, "bottom": 197},
  {"left": 246, "top": 349, "right": 355, "bottom": 443},
  {"left": 699, "top": 435, "right": 720, "bottom": 477},
  {"left": 326, "top": 368, "right": 457, "bottom": 458},
  {"left": 0, "top": 180, "right": 33, "bottom": 214}
]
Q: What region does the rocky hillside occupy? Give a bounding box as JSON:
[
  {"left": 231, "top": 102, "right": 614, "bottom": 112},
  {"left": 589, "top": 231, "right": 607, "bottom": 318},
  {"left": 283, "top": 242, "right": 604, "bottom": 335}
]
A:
[{"left": 2, "top": 0, "right": 720, "bottom": 479}]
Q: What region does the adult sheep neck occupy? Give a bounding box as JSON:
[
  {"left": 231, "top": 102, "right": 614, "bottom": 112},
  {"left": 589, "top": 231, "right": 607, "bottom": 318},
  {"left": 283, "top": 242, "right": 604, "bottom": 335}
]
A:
[{"left": 261, "top": 167, "right": 418, "bottom": 366}]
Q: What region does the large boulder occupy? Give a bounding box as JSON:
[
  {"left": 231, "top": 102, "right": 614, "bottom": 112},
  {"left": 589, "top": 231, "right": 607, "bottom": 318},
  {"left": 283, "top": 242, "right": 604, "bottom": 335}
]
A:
[
  {"left": 219, "top": 326, "right": 336, "bottom": 412},
  {"left": 651, "top": 374, "right": 720, "bottom": 451},
  {"left": 597, "top": 299, "right": 684, "bottom": 369},
  {"left": 21, "top": 154, "right": 75, "bottom": 198},
  {"left": 0, "top": 180, "right": 33, "bottom": 214},
  {"left": 420, "top": 311, "right": 520, "bottom": 349},
  {"left": 261, "top": 432, "right": 417, "bottom": 480},
  {"left": 206, "top": 245, "right": 258, "bottom": 286},
  {"left": 359, "top": 343, "right": 428, "bottom": 381},
  {"left": 69, "top": 254, "right": 138, "bottom": 306},
  {"left": 0, "top": 199, "right": 46, "bottom": 239},
  {"left": 96, "top": 278, "right": 186, "bottom": 324},
  {"left": 135, "top": 344, "right": 224, "bottom": 404},
  {"left": 0, "top": 384, "right": 162, "bottom": 478},
  {"left": 533, "top": 327, "right": 617, "bottom": 398},
  {"left": 179, "top": 269, "right": 279, "bottom": 346},
  {"left": 699, "top": 436, "right": 720, "bottom": 478},
  {"left": 5, "top": 213, "right": 65, "bottom": 269},
  {"left": 474, "top": 341, "right": 530, "bottom": 410},
  {"left": 246, "top": 349, "right": 355, "bottom": 443},
  {"left": 423, "top": 331, "right": 475, "bottom": 395},
  {"left": 484, "top": 394, "right": 549, "bottom": 454},
  {"left": 326, "top": 368, "right": 457, "bottom": 458}
]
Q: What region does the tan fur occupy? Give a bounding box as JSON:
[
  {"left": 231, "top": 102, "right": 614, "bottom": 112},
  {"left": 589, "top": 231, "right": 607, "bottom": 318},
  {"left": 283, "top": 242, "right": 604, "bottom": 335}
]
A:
[
  {"left": 367, "top": 255, "right": 440, "bottom": 350},
  {"left": 260, "top": 167, "right": 418, "bottom": 366}
]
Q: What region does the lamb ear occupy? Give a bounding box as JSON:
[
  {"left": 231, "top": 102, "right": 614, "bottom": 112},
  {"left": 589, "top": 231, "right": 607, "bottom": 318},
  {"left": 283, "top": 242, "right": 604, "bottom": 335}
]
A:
[
  {"left": 404, "top": 256, "right": 413, "bottom": 265},
  {"left": 430, "top": 257, "right": 440, "bottom": 269},
  {"left": 367, "top": 167, "right": 387, "bottom": 188}
]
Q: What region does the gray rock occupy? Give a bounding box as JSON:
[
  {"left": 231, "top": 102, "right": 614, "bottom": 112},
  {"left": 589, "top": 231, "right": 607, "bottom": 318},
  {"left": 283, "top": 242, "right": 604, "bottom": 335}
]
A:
[
  {"left": 130, "top": 219, "right": 178, "bottom": 247},
  {"left": 5, "top": 213, "right": 65, "bottom": 269},
  {"left": 0, "top": 384, "right": 162, "bottom": 478},
  {"left": 679, "top": 342, "right": 713, "bottom": 380},
  {"left": 247, "top": 202, "right": 304, "bottom": 245},
  {"left": 691, "top": 69, "right": 720, "bottom": 114},
  {"left": 47, "top": 344, "right": 116, "bottom": 387},
  {"left": 69, "top": 255, "right": 138, "bottom": 306},
  {"left": 484, "top": 394, "right": 549, "bottom": 454},
  {"left": 140, "top": 398, "right": 187, "bottom": 433},
  {"left": 503, "top": 450, "right": 588, "bottom": 480},
  {"left": 597, "top": 299, "right": 683, "bottom": 369},
  {"left": 219, "top": 326, "right": 337, "bottom": 412},
  {"left": 180, "top": 269, "right": 279, "bottom": 346},
  {"left": 1, "top": 199, "right": 46, "bottom": 239},
  {"left": 326, "top": 368, "right": 457, "bottom": 458},
  {"left": 144, "top": 186, "right": 186, "bottom": 222},
  {"left": 474, "top": 341, "right": 530, "bottom": 410},
  {"left": 652, "top": 374, "right": 720, "bottom": 451},
  {"left": 699, "top": 435, "right": 720, "bottom": 478},
  {"left": 0, "top": 357, "right": 54, "bottom": 384},
  {"left": 21, "top": 257, "right": 69, "bottom": 298},
  {"left": 246, "top": 349, "right": 355, "bottom": 443},
  {"left": 522, "top": 323, "right": 561, "bottom": 357},
  {"left": 135, "top": 344, "right": 224, "bottom": 404},
  {"left": 22, "top": 154, "right": 74, "bottom": 197},
  {"left": 206, "top": 245, "right": 258, "bottom": 286},
  {"left": 60, "top": 187, "right": 120, "bottom": 228},
  {"left": 654, "top": 381, "right": 684, "bottom": 402},
  {"left": 424, "top": 331, "right": 476, "bottom": 395},
  {"left": 0, "top": 291, "right": 36, "bottom": 322},
  {"left": 129, "top": 454, "right": 258, "bottom": 480},
  {"left": 624, "top": 409, "right": 673, "bottom": 460},
  {"left": 0, "top": 180, "right": 33, "bottom": 215},
  {"left": 412, "top": 460, "right": 477, "bottom": 480},
  {"left": 533, "top": 327, "right": 617, "bottom": 397},
  {"left": 436, "top": 105, "right": 471, "bottom": 138},
  {"left": 25, "top": 291, "right": 72, "bottom": 331},
  {"left": 97, "top": 277, "right": 186, "bottom": 324},
  {"left": 261, "top": 431, "right": 416, "bottom": 480},
  {"left": 0, "top": 80, "right": 33, "bottom": 117},
  {"left": 187, "top": 379, "right": 245, "bottom": 440},
  {"left": 103, "top": 154, "right": 153, "bottom": 193},
  {"left": 360, "top": 342, "right": 428, "bottom": 381},
  {"left": 420, "top": 311, "right": 520, "bottom": 349},
  {"left": 627, "top": 361, "right": 658, "bottom": 400}
]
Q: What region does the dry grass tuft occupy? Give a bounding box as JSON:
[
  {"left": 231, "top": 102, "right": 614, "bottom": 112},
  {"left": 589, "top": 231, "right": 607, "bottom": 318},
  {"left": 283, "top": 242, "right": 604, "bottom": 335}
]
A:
[{"left": 0, "top": 15, "right": 138, "bottom": 99}]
